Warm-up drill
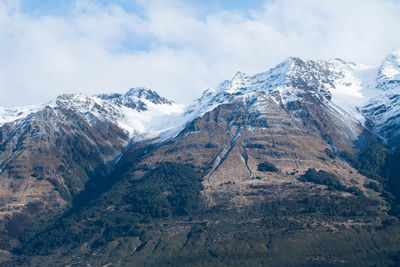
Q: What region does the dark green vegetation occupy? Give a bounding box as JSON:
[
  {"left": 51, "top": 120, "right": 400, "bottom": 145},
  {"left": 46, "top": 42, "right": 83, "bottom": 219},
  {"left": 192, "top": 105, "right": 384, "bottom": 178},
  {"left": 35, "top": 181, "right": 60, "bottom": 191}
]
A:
[
  {"left": 127, "top": 162, "right": 203, "bottom": 217},
  {"left": 301, "top": 168, "right": 344, "bottom": 190},
  {"left": 338, "top": 144, "right": 400, "bottom": 216},
  {"left": 9, "top": 195, "right": 400, "bottom": 266},
  {"left": 389, "top": 148, "right": 400, "bottom": 196},
  {"left": 4, "top": 140, "right": 400, "bottom": 266},
  {"left": 6, "top": 154, "right": 399, "bottom": 266},
  {"left": 257, "top": 161, "right": 279, "bottom": 172},
  {"left": 389, "top": 148, "right": 400, "bottom": 218},
  {"left": 339, "top": 144, "right": 390, "bottom": 182},
  {"left": 324, "top": 147, "right": 336, "bottom": 159},
  {"left": 0, "top": 141, "right": 114, "bottom": 251},
  {"left": 301, "top": 168, "right": 363, "bottom": 196},
  {"left": 15, "top": 161, "right": 204, "bottom": 256},
  {"left": 364, "top": 181, "right": 383, "bottom": 192}
]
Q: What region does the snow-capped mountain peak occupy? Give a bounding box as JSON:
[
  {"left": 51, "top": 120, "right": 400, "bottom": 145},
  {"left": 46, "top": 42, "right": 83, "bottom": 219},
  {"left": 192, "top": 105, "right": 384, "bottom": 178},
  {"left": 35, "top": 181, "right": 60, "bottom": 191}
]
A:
[
  {"left": 0, "top": 104, "right": 45, "bottom": 126},
  {"left": 0, "top": 88, "right": 185, "bottom": 141},
  {"left": 186, "top": 57, "right": 369, "bottom": 122},
  {"left": 181, "top": 56, "right": 383, "bottom": 151},
  {"left": 362, "top": 50, "right": 400, "bottom": 143},
  {"left": 377, "top": 50, "right": 400, "bottom": 91},
  {"left": 225, "top": 71, "right": 248, "bottom": 94},
  {"left": 124, "top": 87, "right": 173, "bottom": 104},
  {"left": 96, "top": 87, "right": 173, "bottom": 112},
  {"left": 1, "top": 51, "right": 400, "bottom": 147}
]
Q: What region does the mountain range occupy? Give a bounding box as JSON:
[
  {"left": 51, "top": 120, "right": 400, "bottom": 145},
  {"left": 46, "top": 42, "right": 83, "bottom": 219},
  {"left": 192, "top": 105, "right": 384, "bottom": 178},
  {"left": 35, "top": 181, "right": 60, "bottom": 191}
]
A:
[{"left": 1, "top": 51, "right": 400, "bottom": 266}]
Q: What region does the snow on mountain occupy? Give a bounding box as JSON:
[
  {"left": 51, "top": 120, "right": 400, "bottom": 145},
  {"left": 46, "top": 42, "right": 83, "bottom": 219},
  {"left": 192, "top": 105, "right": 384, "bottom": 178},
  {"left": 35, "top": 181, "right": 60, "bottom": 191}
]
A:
[
  {"left": 362, "top": 92, "right": 400, "bottom": 141},
  {"left": 185, "top": 57, "right": 372, "bottom": 130},
  {"left": 0, "top": 104, "right": 46, "bottom": 126},
  {"left": 362, "top": 50, "right": 400, "bottom": 143},
  {"left": 1, "top": 51, "right": 399, "bottom": 145},
  {"left": 96, "top": 87, "right": 173, "bottom": 111},
  {"left": 376, "top": 50, "right": 400, "bottom": 91},
  {"left": 106, "top": 90, "right": 185, "bottom": 141},
  {"left": 0, "top": 88, "right": 185, "bottom": 142}
]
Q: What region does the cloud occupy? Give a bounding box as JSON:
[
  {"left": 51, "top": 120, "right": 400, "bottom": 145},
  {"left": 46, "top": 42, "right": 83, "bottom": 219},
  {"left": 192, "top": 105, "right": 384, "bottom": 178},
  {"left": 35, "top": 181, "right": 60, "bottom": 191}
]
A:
[{"left": 0, "top": 0, "right": 400, "bottom": 107}]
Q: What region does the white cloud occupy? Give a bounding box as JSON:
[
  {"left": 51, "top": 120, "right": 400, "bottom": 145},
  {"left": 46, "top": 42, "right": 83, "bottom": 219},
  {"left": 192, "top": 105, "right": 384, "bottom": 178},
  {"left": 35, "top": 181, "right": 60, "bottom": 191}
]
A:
[{"left": 0, "top": 0, "right": 400, "bottom": 107}]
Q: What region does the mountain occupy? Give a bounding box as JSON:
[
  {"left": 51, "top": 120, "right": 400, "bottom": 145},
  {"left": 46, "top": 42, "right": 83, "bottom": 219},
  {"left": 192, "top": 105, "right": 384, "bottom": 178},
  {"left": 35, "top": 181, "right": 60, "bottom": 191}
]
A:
[
  {"left": 1, "top": 53, "right": 400, "bottom": 266},
  {"left": 362, "top": 51, "right": 400, "bottom": 147},
  {"left": 0, "top": 88, "right": 182, "bottom": 250},
  {"left": 186, "top": 57, "right": 370, "bottom": 151}
]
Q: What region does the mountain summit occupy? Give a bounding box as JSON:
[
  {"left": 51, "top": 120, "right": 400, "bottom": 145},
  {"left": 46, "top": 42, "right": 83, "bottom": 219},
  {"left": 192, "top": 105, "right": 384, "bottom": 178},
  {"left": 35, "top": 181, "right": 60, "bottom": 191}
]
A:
[{"left": 377, "top": 50, "right": 400, "bottom": 91}]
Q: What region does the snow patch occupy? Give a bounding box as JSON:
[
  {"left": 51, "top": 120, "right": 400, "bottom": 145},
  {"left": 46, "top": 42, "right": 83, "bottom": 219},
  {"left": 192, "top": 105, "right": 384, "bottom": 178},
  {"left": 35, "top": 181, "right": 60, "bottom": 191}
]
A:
[{"left": 0, "top": 104, "right": 46, "bottom": 127}]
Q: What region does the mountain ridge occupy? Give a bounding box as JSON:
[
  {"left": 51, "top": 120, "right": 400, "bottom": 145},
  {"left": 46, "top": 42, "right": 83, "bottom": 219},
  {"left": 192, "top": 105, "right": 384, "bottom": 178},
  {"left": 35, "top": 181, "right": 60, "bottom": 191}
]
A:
[
  {"left": 2, "top": 51, "right": 395, "bottom": 143},
  {"left": 1, "top": 52, "right": 399, "bottom": 143},
  {"left": 1, "top": 51, "right": 400, "bottom": 266}
]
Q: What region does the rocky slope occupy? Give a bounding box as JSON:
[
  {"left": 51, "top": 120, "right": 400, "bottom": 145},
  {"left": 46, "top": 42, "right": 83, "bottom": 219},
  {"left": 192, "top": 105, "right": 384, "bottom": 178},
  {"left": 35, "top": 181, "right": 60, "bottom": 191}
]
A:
[
  {"left": 186, "top": 57, "right": 369, "bottom": 151},
  {"left": 131, "top": 92, "right": 376, "bottom": 209},
  {"left": 0, "top": 88, "right": 182, "bottom": 249}
]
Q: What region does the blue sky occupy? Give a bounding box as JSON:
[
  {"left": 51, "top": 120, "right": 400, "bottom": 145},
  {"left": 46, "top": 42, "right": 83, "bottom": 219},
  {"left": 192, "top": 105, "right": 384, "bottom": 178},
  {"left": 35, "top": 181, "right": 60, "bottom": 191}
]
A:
[
  {"left": 20, "top": 0, "right": 142, "bottom": 15},
  {"left": 1, "top": 0, "right": 400, "bottom": 107},
  {"left": 20, "top": 0, "right": 267, "bottom": 14},
  {"left": 18, "top": 0, "right": 270, "bottom": 22}
]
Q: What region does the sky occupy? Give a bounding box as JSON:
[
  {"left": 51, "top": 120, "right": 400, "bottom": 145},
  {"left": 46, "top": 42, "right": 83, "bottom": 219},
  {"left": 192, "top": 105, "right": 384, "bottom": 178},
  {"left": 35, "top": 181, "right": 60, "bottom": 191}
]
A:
[{"left": 1, "top": 0, "right": 400, "bottom": 107}]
